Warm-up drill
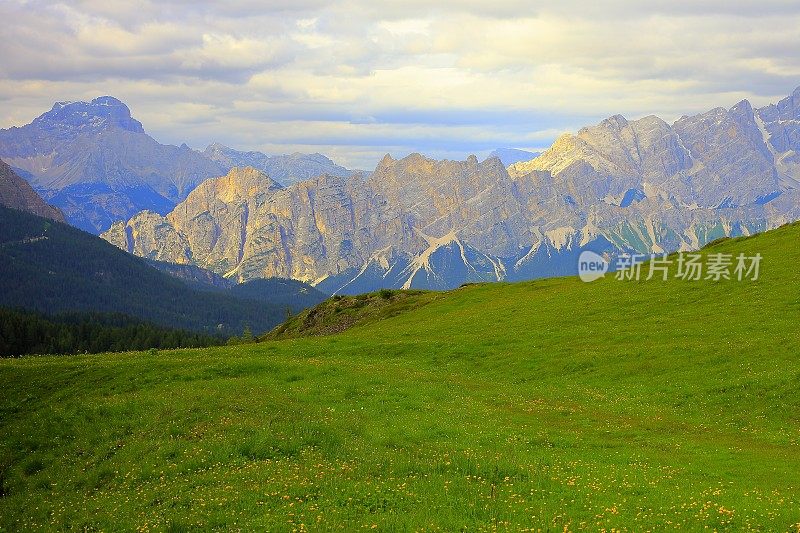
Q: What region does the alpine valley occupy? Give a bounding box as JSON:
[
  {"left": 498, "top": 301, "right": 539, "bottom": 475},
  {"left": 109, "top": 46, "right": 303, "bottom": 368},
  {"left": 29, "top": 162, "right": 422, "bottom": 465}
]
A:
[{"left": 85, "top": 87, "right": 800, "bottom": 294}]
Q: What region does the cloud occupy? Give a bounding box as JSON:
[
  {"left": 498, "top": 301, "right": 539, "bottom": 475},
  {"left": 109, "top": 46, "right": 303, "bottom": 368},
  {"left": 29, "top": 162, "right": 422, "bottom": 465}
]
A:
[{"left": 0, "top": 0, "right": 799, "bottom": 169}]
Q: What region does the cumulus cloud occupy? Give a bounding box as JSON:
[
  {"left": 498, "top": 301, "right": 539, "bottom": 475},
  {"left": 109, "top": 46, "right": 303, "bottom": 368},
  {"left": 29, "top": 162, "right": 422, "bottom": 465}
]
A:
[{"left": 0, "top": 0, "right": 799, "bottom": 168}]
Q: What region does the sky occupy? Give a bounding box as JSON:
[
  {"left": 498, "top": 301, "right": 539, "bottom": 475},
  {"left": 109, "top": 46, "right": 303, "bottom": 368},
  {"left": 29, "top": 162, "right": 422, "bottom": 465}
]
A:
[{"left": 1, "top": 0, "right": 800, "bottom": 169}]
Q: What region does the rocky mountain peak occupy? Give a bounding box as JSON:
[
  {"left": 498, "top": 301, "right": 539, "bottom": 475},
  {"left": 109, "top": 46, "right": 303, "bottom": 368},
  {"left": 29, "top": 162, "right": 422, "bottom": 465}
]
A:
[
  {"left": 373, "top": 153, "right": 430, "bottom": 175},
  {"left": 218, "top": 166, "right": 282, "bottom": 194},
  {"left": 596, "top": 114, "right": 629, "bottom": 131},
  {"left": 775, "top": 86, "right": 800, "bottom": 117},
  {"left": 32, "top": 96, "right": 144, "bottom": 134},
  {"left": 480, "top": 155, "right": 507, "bottom": 174},
  {"left": 404, "top": 152, "right": 429, "bottom": 163},
  {"left": 170, "top": 167, "right": 283, "bottom": 219},
  {"left": 375, "top": 154, "right": 395, "bottom": 171},
  {"left": 289, "top": 152, "right": 334, "bottom": 164},
  {"left": 730, "top": 99, "right": 754, "bottom": 116},
  {"left": 205, "top": 142, "right": 244, "bottom": 157}
]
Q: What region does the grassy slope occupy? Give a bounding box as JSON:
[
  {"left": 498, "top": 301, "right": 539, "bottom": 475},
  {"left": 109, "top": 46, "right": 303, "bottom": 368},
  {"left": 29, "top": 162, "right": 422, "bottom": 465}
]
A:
[
  {"left": 266, "top": 289, "right": 439, "bottom": 339},
  {"left": 1, "top": 224, "right": 799, "bottom": 530}
]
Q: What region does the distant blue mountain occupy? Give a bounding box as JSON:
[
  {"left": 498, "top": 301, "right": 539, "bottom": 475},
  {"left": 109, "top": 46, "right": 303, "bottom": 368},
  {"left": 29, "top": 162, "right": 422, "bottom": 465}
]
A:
[
  {"left": 488, "top": 148, "right": 540, "bottom": 166},
  {"left": 203, "top": 143, "right": 354, "bottom": 186},
  {"left": 0, "top": 96, "right": 226, "bottom": 234}
]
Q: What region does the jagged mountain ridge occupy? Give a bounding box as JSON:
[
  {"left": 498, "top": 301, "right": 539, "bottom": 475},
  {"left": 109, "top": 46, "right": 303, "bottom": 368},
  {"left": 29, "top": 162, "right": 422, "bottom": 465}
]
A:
[
  {"left": 102, "top": 87, "right": 800, "bottom": 293},
  {"left": 204, "top": 143, "right": 355, "bottom": 186}
]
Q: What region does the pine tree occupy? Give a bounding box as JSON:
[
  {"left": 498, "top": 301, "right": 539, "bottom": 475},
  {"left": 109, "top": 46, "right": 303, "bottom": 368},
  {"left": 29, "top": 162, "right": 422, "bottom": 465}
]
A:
[{"left": 241, "top": 325, "right": 254, "bottom": 344}]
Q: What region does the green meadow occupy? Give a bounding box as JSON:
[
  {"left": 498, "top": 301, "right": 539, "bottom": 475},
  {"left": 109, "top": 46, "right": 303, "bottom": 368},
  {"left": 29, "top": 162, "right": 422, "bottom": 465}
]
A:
[{"left": 1, "top": 224, "right": 799, "bottom": 531}]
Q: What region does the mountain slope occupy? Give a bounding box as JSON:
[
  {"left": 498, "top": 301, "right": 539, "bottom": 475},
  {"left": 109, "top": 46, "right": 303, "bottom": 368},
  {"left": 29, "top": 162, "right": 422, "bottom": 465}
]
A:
[
  {"left": 0, "top": 158, "right": 64, "bottom": 222},
  {"left": 0, "top": 207, "right": 324, "bottom": 334},
  {"left": 145, "top": 259, "right": 235, "bottom": 290},
  {"left": 1, "top": 220, "right": 799, "bottom": 530},
  {"left": 266, "top": 288, "right": 438, "bottom": 339},
  {"left": 228, "top": 278, "right": 329, "bottom": 311},
  {"left": 0, "top": 97, "right": 226, "bottom": 233}
]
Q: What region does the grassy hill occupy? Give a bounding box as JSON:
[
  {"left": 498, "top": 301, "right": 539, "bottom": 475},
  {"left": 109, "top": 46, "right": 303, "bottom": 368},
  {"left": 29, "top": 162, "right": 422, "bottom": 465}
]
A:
[
  {"left": 0, "top": 206, "right": 326, "bottom": 335},
  {"left": 266, "top": 288, "right": 439, "bottom": 339},
  {"left": 1, "top": 223, "right": 799, "bottom": 530}
]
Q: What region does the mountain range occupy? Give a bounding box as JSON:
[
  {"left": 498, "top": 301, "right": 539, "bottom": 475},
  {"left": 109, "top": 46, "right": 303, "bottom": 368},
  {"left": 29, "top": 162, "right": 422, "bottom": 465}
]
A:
[
  {"left": 100, "top": 87, "right": 800, "bottom": 293},
  {"left": 3, "top": 88, "right": 799, "bottom": 294},
  {"left": 0, "top": 97, "right": 356, "bottom": 233}
]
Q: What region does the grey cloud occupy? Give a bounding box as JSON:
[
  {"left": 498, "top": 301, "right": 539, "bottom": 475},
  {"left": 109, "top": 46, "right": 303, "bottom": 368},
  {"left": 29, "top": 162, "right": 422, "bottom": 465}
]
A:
[{"left": 0, "top": 2, "right": 300, "bottom": 83}]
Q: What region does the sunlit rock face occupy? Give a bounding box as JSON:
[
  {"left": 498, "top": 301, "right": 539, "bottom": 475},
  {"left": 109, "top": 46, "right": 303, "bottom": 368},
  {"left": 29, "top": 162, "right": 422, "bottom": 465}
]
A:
[
  {"left": 104, "top": 88, "right": 800, "bottom": 293},
  {"left": 365, "top": 153, "right": 532, "bottom": 258}
]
